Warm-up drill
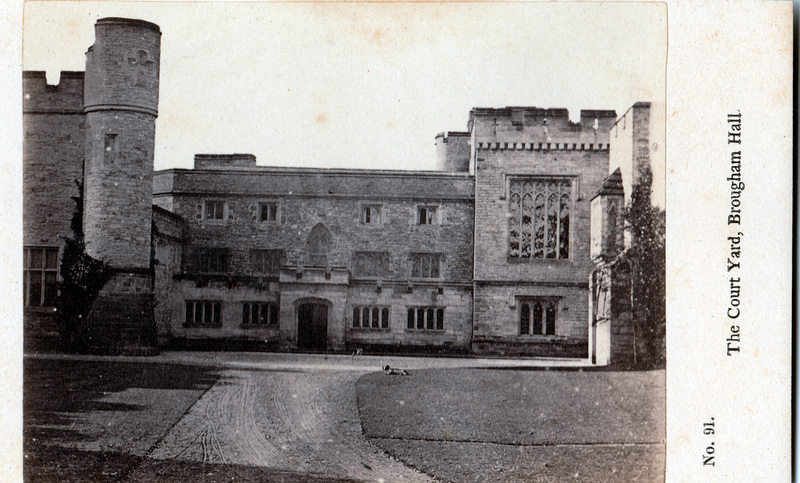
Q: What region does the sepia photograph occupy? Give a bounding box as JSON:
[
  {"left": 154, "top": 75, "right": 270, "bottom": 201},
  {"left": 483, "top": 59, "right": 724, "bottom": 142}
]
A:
[{"left": 21, "top": 2, "right": 669, "bottom": 481}]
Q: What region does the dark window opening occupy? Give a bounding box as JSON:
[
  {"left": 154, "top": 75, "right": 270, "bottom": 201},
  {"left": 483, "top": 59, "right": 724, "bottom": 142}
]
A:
[
  {"left": 184, "top": 247, "right": 230, "bottom": 274},
  {"left": 24, "top": 247, "right": 59, "bottom": 307},
  {"left": 407, "top": 307, "right": 445, "bottom": 331},
  {"left": 519, "top": 298, "right": 559, "bottom": 336},
  {"left": 260, "top": 202, "right": 279, "bottom": 222},
  {"left": 352, "top": 305, "right": 390, "bottom": 330},
  {"left": 185, "top": 300, "right": 223, "bottom": 327},
  {"left": 242, "top": 302, "right": 279, "bottom": 326},
  {"left": 418, "top": 206, "right": 438, "bottom": 225},
  {"left": 381, "top": 308, "right": 389, "bottom": 329},
  {"left": 361, "top": 205, "right": 382, "bottom": 224},
  {"left": 205, "top": 200, "right": 225, "bottom": 220}
]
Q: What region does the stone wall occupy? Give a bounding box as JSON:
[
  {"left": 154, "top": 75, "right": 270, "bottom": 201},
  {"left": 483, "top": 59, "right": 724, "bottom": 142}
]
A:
[
  {"left": 609, "top": 102, "right": 657, "bottom": 206},
  {"left": 472, "top": 283, "right": 588, "bottom": 357},
  {"left": 22, "top": 71, "right": 85, "bottom": 248},
  {"left": 82, "top": 17, "right": 161, "bottom": 270},
  {"left": 83, "top": 111, "right": 156, "bottom": 267},
  {"left": 194, "top": 154, "right": 257, "bottom": 169},
  {"left": 469, "top": 107, "right": 614, "bottom": 354},
  {"left": 152, "top": 206, "right": 185, "bottom": 344},
  {"left": 22, "top": 71, "right": 86, "bottom": 348},
  {"left": 83, "top": 18, "right": 161, "bottom": 116},
  {"left": 155, "top": 166, "right": 474, "bottom": 351},
  {"left": 435, "top": 132, "right": 471, "bottom": 172},
  {"left": 155, "top": 168, "right": 475, "bottom": 282}
]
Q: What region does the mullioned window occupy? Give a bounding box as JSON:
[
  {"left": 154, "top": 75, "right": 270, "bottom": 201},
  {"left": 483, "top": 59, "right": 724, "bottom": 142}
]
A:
[{"left": 508, "top": 178, "right": 571, "bottom": 259}]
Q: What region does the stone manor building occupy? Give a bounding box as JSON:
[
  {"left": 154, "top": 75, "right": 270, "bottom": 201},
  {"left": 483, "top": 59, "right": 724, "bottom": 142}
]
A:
[{"left": 23, "top": 18, "right": 662, "bottom": 363}]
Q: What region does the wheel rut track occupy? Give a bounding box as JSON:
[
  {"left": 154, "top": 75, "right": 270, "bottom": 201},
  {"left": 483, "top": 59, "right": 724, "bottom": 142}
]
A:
[{"left": 145, "top": 368, "right": 432, "bottom": 482}]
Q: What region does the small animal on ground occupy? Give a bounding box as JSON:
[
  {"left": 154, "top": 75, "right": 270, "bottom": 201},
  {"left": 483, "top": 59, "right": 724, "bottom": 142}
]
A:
[{"left": 383, "top": 365, "right": 408, "bottom": 375}]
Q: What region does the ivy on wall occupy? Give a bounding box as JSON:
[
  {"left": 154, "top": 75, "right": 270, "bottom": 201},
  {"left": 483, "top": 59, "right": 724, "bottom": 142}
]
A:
[
  {"left": 57, "top": 179, "right": 111, "bottom": 352},
  {"left": 622, "top": 164, "right": 666, "bottom": 368}
]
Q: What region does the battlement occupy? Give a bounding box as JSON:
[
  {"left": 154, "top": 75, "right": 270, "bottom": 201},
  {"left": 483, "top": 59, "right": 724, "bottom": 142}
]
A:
[
  {"left": 194, "top": 154, "right": 258, "bottom": 169},
  {"left": 22, "top": 71, "right": 85, "bottom": 113},
  {"left": 469, "top": 106, "right": 616, "bottom": 145}
]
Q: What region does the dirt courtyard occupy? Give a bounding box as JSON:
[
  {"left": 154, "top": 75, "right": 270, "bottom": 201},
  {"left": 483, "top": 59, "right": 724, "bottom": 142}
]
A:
[{"left": 24, "top": 352, "right": 664, "bottom": 482}]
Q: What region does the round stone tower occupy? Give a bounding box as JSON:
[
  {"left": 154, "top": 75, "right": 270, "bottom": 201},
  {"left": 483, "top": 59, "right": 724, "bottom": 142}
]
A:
[
  {"left": 82, "top": 18, "right": 161, "bottom": 352},
  {"left": 83, "top": 17, "right": 161, "bottom": 267}
]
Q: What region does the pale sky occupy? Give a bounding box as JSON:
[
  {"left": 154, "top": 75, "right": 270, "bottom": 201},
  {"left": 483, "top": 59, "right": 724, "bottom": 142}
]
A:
[{"left": 23, "top": 2, "right": 667, "bottom": 172}]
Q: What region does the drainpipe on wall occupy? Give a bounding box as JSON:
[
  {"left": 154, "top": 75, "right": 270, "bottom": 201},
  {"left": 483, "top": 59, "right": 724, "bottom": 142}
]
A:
[{"left": 588, "top": 270, "right": 595, "bottom": 365}]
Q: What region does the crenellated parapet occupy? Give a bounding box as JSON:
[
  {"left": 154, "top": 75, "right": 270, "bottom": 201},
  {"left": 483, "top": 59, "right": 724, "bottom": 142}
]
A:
[
  {"left": 22, "top": 71, "right": 85, "bottom": 114},
  {"left": 469, "top": 106, "right": 616, "bottom": 146},
  {"left": 474, "top": 141, "right": 609, "bottom": 152}
]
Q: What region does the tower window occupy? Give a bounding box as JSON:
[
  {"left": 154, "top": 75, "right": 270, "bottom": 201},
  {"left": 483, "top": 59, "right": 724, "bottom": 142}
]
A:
[
  {"left": 518, "top": 298, "right": 558, "bottom": 336},
  {"left": 104, "top": 134, "right": 117, "bottom": 162},
  {"left": 508, "top": 178, "right": 572, "bottom": 260}
]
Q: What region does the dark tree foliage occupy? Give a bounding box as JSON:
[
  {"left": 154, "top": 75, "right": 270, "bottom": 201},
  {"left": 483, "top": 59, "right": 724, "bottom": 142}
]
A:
[
  {"left": 56, "top": 179, "right": 111, "bottom": 352},
  {"left": 622, "top": 164, "right": 666, "bottom": 368}
]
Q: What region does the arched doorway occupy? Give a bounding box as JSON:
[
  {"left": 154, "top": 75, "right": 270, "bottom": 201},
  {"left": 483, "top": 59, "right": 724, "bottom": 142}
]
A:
[{"left": 297, "top": 302, "right": 328, "bottom": 350}]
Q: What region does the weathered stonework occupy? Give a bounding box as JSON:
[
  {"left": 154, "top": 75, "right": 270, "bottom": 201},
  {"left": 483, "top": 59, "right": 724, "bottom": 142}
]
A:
[
  {"left": 23, "top": 71, "right": 85, "bottom": 248},
  {"left": 23, "top": 17, "right": 655, "bottom": 361},
  {"left": 469, "top": 107, "right": 615, "bottom": 356}
]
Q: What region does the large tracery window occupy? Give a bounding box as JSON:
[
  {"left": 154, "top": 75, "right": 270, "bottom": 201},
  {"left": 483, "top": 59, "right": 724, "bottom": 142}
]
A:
[{"left": 508, "top": 178, "right": 572, "bottom": 259}]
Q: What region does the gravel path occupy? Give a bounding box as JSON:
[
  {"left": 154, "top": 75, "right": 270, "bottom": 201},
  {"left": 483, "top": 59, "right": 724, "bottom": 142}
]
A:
[
  {"left": 147, "top": 368, "right": 433, "bottom": 482},
  {"left": 26, "top": 352, "right": 595, "bottom": 482}
]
